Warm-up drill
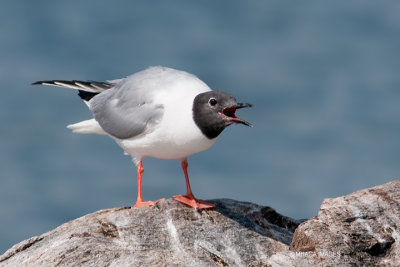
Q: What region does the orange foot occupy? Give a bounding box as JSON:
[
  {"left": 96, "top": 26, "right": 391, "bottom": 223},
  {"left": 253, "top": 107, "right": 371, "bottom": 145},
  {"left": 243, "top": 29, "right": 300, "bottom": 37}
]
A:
[
  {"left": 133, "top": 198, "right": 165, "bottom": 208},
  {"left": 173, "top": 194, "right": 215, "bottom": 210}
]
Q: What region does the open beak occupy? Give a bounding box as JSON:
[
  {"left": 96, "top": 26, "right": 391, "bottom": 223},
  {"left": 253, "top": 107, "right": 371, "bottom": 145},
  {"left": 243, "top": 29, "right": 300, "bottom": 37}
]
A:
[{"left": 220, "top": 103, "right": 252, "bottom": 127}]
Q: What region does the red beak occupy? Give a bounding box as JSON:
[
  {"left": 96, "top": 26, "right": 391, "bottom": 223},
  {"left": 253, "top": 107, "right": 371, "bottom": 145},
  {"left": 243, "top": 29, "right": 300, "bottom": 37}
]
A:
[{"left": 220, "top": 103, "right": 252, "bottom": 126}]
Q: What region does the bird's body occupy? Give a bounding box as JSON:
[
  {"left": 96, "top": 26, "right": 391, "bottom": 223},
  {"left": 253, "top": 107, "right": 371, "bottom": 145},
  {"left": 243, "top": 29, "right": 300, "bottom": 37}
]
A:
[
  {"left": 34, "top": 66, "right": 251, "bottom": 209},
  {"left": 67, "top": 67, "right": 217, "bottom": 163}
]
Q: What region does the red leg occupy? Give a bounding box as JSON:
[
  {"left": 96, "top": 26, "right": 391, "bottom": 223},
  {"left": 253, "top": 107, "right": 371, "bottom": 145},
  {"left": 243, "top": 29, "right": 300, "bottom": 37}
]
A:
[
  {"left": 173, "top": 159, "right": 215, "bottom": 209},
  {"left": 133, "top": 161, "right": 160, "bottom": 208}
]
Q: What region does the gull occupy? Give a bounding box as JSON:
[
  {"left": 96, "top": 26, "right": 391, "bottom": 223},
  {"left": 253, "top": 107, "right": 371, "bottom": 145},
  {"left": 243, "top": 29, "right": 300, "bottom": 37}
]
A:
[{"left": 33, "top": 66, "right": 252, "bottom": 209}]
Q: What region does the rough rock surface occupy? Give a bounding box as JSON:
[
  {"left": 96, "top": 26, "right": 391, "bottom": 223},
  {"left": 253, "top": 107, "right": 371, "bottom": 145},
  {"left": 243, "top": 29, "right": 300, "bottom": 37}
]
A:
[
  {"left": 288, "top": 180, "right": 400, "bottom": 266},
  {"left": 1, "top": 181, "right": 399, "bottom": 266},
  {"left": 0, "top": 199, "right": 300, "bottom": 267}
]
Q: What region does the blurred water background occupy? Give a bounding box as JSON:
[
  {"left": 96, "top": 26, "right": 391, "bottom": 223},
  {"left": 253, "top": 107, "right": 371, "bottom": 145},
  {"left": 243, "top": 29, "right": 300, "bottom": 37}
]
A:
[{"left": 1, "top": 0, "right": 400, "bottom": 253}]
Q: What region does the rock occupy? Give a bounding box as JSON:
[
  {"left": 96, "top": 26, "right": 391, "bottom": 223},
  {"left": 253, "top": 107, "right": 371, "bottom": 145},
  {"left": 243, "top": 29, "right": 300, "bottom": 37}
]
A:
[
  {"left": 1, "top": 181, "right": 400, "bottom": 266},
  {"left": 289, "top": 180, "right": 400, "bottom": 266},
  {"left": 0, "top": 199, "right": 300, "bottom": 267}
]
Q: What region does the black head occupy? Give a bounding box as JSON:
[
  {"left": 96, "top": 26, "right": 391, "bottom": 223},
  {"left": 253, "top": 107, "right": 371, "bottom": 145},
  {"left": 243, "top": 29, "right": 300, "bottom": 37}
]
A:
[{"left": 192, "top": 91, "right": 252, "bottom": 139}]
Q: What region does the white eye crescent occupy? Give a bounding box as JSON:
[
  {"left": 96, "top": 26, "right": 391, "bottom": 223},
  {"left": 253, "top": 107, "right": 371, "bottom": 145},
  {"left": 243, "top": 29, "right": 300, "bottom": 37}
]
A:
[{"left": 208, "top": 98, "right": 217, "bottom": 106}]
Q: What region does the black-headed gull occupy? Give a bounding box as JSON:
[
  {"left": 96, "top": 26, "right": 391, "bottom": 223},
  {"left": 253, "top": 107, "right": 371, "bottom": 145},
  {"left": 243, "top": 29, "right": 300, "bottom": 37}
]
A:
[{"left": 33, "top": 66, "right": 252, "bottom": 209}]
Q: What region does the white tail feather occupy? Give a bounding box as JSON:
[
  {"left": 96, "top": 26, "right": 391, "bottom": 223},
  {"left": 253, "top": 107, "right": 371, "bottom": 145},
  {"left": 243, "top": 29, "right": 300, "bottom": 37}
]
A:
[{"left": 67, "top": 119, "right": 106, "bottom": 135}]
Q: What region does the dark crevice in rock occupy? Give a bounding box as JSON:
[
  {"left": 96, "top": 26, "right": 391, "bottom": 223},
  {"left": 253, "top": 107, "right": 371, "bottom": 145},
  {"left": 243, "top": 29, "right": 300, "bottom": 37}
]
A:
[
  {"left": 199, "top": 245, "right": 229, "bottom": 267},
  {"left": 365, "top": 237, "right": 395, "bottom": 257},
  {"left": 97, "top": 220, "right": 119, "bottom": 239},
  {"left": 69, "top": 232, "right": 91, "bottom": 239},
  {"left": 0, "top": 236, "right": 44, "bottom": 262},
  {"left": 344, "top": 216, "right": 370, "bottom": 223},
  {"left": 259, "top": 207, "right": 299, "bottom": 232}
]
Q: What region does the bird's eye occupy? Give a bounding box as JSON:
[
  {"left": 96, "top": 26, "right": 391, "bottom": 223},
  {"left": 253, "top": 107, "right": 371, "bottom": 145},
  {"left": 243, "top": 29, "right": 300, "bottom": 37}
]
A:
[{"left": 208, "top": 98, "right": 217, "bottom": 106}]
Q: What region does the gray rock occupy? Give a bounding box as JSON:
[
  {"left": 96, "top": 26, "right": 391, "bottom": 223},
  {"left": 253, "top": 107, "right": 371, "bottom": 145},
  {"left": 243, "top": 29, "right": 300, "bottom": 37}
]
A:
[
  {"left": 289, "top": 180, "right": 400, "bottom": 266},
  {"left": 1, "top": 181, "right": 400, "bottom": 266},
  {"left": 0, "top": 199, "right": 300, "bottom": 267}
]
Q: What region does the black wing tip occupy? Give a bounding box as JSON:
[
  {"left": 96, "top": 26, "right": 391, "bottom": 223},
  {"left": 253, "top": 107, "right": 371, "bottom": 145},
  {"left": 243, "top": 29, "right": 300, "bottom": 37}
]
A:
[
  {"left": 31, "top": 80, "right": 71, "bottom": 85},
  {"left": 32, "top": 80, "right": 46, "bottom": 85},
  {"left": 31, "top": 80, "right": 113, "bottom": 88},
  {"left": 31, "top": 80, "right": 65, "bottom": 86}
]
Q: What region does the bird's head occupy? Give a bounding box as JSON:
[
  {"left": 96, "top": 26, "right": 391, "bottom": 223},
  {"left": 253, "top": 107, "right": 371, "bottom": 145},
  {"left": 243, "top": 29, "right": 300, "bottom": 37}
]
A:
[{"left": 192, "top": 91, "right": 252, "bottom": 139}]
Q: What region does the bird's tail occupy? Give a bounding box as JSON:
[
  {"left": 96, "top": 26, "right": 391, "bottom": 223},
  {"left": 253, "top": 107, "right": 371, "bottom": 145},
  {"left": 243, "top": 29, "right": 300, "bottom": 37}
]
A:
[
  {"left": 32, "top": 80, "right": 115, "bottom": 101},
  {"left": 67, "top": 119, "right": 106, "bottom": 135}
]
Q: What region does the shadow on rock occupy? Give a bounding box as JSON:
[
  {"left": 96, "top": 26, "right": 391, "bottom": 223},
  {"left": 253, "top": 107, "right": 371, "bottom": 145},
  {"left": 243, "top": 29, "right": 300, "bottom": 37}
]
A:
[{"left": 209, "top": 199, "right": 301, "bottom": 245}]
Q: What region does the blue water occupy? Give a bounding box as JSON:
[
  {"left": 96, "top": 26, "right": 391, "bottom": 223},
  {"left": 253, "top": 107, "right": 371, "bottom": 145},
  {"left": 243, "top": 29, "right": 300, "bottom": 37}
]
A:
[{"left": 1, "top": 1, "right": 400, "bottom": 253}]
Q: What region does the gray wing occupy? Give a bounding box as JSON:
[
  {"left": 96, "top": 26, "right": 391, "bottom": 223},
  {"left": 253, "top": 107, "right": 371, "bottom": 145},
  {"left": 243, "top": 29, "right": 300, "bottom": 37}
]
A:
[{"left": 89, "top": 78, "right": 164, "bottom": 139}]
